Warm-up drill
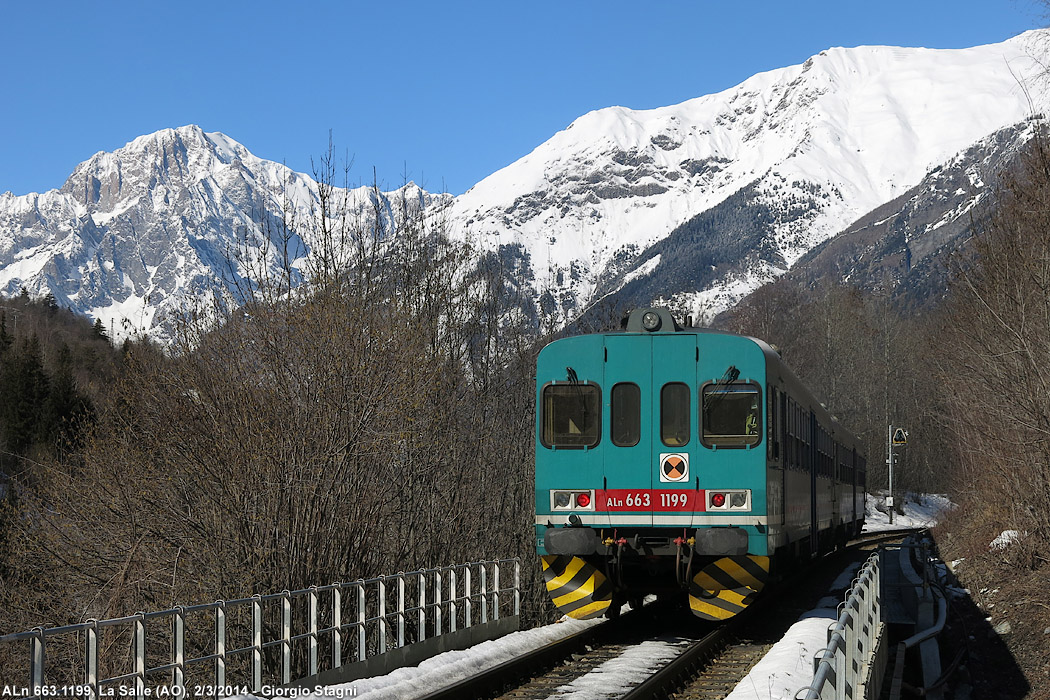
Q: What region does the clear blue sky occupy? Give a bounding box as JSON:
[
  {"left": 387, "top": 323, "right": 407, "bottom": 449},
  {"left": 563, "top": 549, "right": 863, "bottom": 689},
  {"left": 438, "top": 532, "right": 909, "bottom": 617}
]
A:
[{"left": 0, "top": 1, "right": 1043, "bottom": 197}]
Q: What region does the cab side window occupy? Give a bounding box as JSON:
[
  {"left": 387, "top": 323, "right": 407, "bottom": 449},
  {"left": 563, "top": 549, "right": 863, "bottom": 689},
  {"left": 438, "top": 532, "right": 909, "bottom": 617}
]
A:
[
  {"left": 541, "top": 383, "right": 601, "bottom": 448},
  {"left": 702, "top": 383, "right": 761, "bottom": 448}
]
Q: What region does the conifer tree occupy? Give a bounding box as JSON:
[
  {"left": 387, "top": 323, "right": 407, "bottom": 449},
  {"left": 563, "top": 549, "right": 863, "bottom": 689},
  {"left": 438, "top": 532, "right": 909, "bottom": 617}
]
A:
[
  {"left": 0, "top": 312, "right": 11, "bottom": 353},
  {"left": 0, "top": 334, "right": 50, "bottom": 459}
]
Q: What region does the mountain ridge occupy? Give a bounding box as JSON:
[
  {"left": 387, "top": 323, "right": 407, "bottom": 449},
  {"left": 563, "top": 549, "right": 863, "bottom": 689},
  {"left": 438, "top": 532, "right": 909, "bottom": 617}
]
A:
[{"left": 2, "top": 31, "right": 1048, "bottom": 340}]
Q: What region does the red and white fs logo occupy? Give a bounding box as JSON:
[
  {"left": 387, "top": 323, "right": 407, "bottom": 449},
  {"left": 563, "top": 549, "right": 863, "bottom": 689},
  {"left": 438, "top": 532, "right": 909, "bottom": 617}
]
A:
[{"left": 660, "top": 453, "right": 689, "bottom": 482}]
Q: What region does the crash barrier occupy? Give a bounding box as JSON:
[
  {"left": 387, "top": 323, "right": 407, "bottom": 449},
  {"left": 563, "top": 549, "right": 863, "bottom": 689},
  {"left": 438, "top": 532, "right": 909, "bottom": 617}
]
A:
[
  {"left": 883, "top": 537, "right": 947, "bottom": 700},
  {"left": 797, "top": 551, "right": 886, "bottom": 700},
  {"left": 0, "top": 559, "right": 520, "bottom": 699}
]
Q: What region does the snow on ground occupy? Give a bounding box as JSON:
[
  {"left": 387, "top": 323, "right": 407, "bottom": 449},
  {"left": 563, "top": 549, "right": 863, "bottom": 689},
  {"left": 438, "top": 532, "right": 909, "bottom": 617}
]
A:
[
  {"left": 545, "top": 637, "right": 692, "bottom": 698},
  {"left": 862, "top": 492, "right": 952, "bottom": 532},
  {"left": 242, "top": 497, "right": 945, "bottom": 700},
  {"left": 990, "top": 529, "right": 1024, "bottom": 550},
  {"left": 232, "top": 614, "right": 604, "bottom": 700}
]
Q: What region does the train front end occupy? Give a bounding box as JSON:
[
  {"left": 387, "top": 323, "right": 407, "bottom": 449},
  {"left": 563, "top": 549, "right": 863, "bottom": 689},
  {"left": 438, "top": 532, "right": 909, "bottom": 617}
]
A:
[{"left": 534, "top": 308, "right": 773, "bottom": 621}]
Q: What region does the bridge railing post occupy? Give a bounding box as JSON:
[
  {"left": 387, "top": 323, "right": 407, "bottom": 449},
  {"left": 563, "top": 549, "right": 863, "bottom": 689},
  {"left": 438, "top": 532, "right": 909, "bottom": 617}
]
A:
[
  {"left": 309, "top": 586, "right": 319, "bottom": 677},
  {"left": 30, "top": 627, "right": 44, "bottom": 693},
  {"left": 396, "top": 574, "right": 405, "bottom": 648},
  {"left": 493, "top": 561, "right": 501, "bottom": 621},
  {"left": 85, "top": 620, "right": 99, "bottom": 700},
  {"left": 214, "top": 601, "right": 226, "bottom": 689},
  {"left": 480, "top": 566, "right": 488, "bottom": 624},
  {"left": 251, "top": 595, "right": 263, "bottom": 692},
  {"left": 173, "top": 606, "right": 186, "bottom": 694},
  {"left": 513, "top": 560, "right": 521, "bottom": 617},
  {"left": 356, "top": 580, "right": 366, "bottom": 662},
  {"left": 464, "top": 565, "right": 472, "bottom": 629},
  {"left": 331, "top": 585, "right": 342, "bottom": 669},
  {"left": 134, "top": 613, "right": 145, "bottom": 700},
  {"left": 434, "top": 570, "right": 443, "bottom": 637},
  {"left": 449, "top": 568, "right": 457, "bottom": 634},
  {"left": 377, "top": 577, "right": 387, "bottom": 656}
]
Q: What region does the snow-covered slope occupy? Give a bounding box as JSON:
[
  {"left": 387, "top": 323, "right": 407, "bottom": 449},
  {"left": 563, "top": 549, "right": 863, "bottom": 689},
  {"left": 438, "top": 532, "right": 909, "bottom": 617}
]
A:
[
  {"left": 0, "top": 126, "right": 444, "bottom": 342},
  {"left": 2, "top": 32, "right": 1048, "bottom": 340},
  {"left": 444, "top": 30, "right": 1049, "bottom": 322}
]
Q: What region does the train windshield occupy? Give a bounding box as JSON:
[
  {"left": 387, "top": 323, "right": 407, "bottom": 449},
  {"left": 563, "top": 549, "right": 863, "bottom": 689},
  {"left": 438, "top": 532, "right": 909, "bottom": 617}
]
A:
[
  {"left": 542, "top": 384, "right": 601, "bottom": 448},
  {"left": 702, "top": 384, "right": 761, "bottom": 447}
]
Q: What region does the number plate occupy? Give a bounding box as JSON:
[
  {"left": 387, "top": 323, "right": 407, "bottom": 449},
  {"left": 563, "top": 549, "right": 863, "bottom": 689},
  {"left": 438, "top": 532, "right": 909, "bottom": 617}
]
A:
[{"left": 596, "top": 489, "right": 705, "bottom": 511}]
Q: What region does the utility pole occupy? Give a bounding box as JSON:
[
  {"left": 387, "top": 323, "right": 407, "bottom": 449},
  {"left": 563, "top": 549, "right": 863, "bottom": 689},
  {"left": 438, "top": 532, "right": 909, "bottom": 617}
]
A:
[{"left": 887, "top": 425, "right": 907, "bottom": 524}]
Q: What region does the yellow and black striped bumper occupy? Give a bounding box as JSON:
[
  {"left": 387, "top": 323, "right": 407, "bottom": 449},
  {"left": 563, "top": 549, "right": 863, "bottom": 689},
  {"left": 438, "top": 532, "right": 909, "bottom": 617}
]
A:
[
  {"left": 688, "top": 555, "right": 770, "bottom": 621},
  {"left": 540, "top": 555, "right": 613, "bottom": 620}
]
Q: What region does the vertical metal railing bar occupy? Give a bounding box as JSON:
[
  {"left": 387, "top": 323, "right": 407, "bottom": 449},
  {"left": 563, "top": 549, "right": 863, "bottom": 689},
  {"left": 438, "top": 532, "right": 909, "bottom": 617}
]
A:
[
  {"left": 85, "top": 620, "right": 99, "bottom": 700},
  {"left": 480, "top": 566, "right": 488, "bottom": 624},
  {"left": 417, "top": 572, "right": 426, "bottom": 644},
  {"left": 464, "top": 566, "right": 473, "bottom": 629},
  {"left": 493, "top": 561, "right": 501, "bottom": 621},
  {"left": 377, "top": 577, "right": 387, "bottom": 656},
  {"left": 215, "top": 602, "right": 226, "bottom": 689},
  {"left": 331, "top": 585, "right": 342, "bottom": 670},
  {"left": 513, "top": 560, "right": 521, "bottom": 616},
  {"left": 172, "top": 606, "right": 186, "bottom": 694},
  {"left": 434, "top": 570, "right": 443, "bottom": 637},
  {"left": 251, "top": 595, "right": 262, "bottom": 692},
  {"left": 308, "top": 586, "right": 319, "bottom": 677},
  {"left": 449, "top": 568, "right": 458, "bottom": 634},
  {"left": 396, "top": 575, "right": 405, "bottom": 649},
  {"left": 31, "top": 627, "right": 45, "bottom": 691},
  {"left": 356, "top": 581, "right": 366, "bottom": 663},
  {"left": 133, "top": 613, "right": 145, "bottom": 700},
  {"left": 281, "top": 591, "right": 291, "bottom": 685}
]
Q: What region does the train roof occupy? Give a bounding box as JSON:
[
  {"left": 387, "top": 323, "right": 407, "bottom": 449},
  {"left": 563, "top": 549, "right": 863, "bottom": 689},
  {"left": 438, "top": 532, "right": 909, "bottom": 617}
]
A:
[{"left": 558, "top": 308, "right": 863, "bottom": 450}]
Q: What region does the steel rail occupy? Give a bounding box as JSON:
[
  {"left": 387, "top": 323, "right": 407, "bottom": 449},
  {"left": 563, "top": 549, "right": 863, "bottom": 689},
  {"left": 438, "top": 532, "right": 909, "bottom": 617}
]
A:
[
  {"left": 412, "top": 604, "right": 667, "bottom": 700},
  {"left": 409, "top": 531, "right": 922, "bottom": 699},
  {"left": 619, "top": 529, "right": 921, "bottom": 699}
]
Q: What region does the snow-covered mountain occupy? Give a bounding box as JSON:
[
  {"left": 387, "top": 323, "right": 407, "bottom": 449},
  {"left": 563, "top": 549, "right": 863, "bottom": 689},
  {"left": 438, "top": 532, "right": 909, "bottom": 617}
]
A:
[
  {"left": 780, "top": 119, "right": 1037, "bottom": 309},
  {"left": 445, "top": 30, "right": 1049, "bottom": 323},
  {"left": 0, "top": 126, "right": 444, "bottom": 342},
  {"left": 1, "top": 31, "right": 1048, "bottom": 340}
]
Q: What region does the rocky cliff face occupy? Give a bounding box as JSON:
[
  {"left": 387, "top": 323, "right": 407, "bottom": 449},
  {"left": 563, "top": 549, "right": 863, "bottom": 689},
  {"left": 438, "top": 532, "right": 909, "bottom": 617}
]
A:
[{"left": 0, "top": 126, "right": 443, "bottom": 341}]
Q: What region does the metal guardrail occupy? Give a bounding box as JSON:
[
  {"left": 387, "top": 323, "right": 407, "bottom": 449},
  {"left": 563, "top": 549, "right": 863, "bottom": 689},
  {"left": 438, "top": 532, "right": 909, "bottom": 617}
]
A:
[
  {"left": 797, "top": 551, "right": 884, "bottom": 700},
  {"left": 1, "top": 559, "right": 520, "bottom": 699}
]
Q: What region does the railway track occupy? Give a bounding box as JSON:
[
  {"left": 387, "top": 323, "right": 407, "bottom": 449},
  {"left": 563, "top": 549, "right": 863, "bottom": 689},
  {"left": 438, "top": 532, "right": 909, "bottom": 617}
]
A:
[{"left": 418, "top": 529, "right": 919, "bottom": 700}]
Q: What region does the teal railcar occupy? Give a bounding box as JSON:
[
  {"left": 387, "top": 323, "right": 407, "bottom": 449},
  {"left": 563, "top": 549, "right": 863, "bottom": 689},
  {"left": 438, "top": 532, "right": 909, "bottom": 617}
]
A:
[{"left": 535, "top": 308, "right": 866, "bottom": 620}]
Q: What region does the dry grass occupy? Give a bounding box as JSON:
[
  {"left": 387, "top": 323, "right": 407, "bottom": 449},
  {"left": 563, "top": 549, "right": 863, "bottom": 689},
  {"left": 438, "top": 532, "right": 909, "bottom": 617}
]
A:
[{"left": 934, "top": 502, "right": 1050, "bottom": 698}]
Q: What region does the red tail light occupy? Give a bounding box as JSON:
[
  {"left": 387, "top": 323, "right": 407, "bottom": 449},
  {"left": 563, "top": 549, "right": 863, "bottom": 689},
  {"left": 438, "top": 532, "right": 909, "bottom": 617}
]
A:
[
  {"left": 712, "top": 493, "right": 726, "bottom": 507},
  {"left": 576, "top": 493, "right": 591, "bottom": 508}
]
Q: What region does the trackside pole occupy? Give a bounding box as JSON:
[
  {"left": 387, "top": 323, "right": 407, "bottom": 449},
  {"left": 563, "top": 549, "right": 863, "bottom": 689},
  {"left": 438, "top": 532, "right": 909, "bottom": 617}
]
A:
[
  {"left": 888, "top": 425, "right": 907, "bottom": 525},
  {"left": 888, "top": 425, "right": 895, "bottom": 526}
]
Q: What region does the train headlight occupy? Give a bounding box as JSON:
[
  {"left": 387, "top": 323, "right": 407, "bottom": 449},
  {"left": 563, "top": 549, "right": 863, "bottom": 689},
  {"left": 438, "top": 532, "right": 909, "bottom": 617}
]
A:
[
  {"left": 555, "top": 492, "right": 571, "bottom": 508},
  {"left": 730, "top": 492, "right": 748, "bottom": 508},
  {"left": 642, "top": 311, "right": 661, "bottom": 331}
]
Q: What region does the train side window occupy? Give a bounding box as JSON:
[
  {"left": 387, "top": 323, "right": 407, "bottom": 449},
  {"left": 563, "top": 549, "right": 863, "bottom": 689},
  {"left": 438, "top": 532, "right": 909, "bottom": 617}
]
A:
[
  {"left": 702, "top": 383, "right": 761, "bottom": 448},
  {"left": 767, "top": 386, "right": 780, "bottom": 460},
  {"left": 660, "top": 382, "right": 691, "bottom": 447},
  {"left": 611, "top": 383, "right": 641, "bottom": 447},
  {"left": 541, "top": 383, "right": 601, "bottom": 448}
]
